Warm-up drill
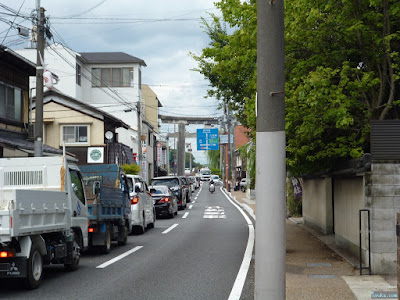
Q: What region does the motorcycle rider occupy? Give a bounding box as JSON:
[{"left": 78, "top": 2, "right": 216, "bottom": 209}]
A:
[{"left": 209, "top": 179, "right": 215, "bottom": 192}]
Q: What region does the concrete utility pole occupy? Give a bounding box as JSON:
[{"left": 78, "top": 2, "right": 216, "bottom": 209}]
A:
[
  {"left": 227, "top": 106, "right": 231, "bottom": 192},
  {"left": 34, "top": 6, "right": 45, "bottom": 157},
  {"left": 137, "top": 101, "right": 142, "bottom": 172},
  {"left": 186, "top": 143, "right": 192, "bottom": 172},
  {"left": 177, "top": 122, "right": 185, "bottom": 176},
  {"left": 255, "top": 0, "right": 286, "bottom": 299},
  {"left": 173, "top": 124, "right": 176, "bottom": 175}
]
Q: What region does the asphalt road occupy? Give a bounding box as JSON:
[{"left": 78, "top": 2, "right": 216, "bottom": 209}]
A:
[{"left": 0, "top": 183, "right": 251, "bottom": 300}]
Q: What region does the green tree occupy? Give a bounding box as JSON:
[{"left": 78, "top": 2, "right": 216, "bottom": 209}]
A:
[
  {"left": 190, "top": 0, "right": 257, "bottom": 133},
  {"left": 192, "top": 0, "right": 400, "bottom": 176},
  {"left": 206, "top": 149, "right": 220, "bottom": 170}
]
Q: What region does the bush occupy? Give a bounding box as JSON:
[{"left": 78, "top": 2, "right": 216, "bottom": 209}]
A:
[
  {"left": 286, "top": 178, "right": 302, "bottom": 217},
  {"left": 210, "top": 168, "right": 221, "bottom": 177},
  {"left": 121, "top": 164, "right": 141, "bottom": 175}
]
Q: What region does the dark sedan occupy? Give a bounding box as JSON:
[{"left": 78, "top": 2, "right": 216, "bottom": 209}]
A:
[{"left": 149, "top": 185, "right": 178, "bottom": 218}]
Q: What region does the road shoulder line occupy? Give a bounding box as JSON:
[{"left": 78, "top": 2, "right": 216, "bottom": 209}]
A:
[{"left": 221, "top": 188, "right": 255, "bottom": 300}]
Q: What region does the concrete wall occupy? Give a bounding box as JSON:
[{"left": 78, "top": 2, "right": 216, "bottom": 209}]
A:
[
  {"left": 16, "top": 45, "right": 80, "bottom": 99},
  {"left": 333, "top": 177, "right": 365, "bottom": 258},
  {"left": 142, "top": 85, "right": 159, "bottom": 130},
  {"left": 302, "top": 177, "right": 333, "bottom": 234},
  {"left": 302, "top": 163, "right": 400, "bottom": 274}
]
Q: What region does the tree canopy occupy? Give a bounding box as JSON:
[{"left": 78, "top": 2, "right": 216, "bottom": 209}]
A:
[{"left": 192, "top": 0, "right": 400, "bottom": 176}]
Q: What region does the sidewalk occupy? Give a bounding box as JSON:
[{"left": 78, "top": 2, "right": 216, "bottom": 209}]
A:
[{"left": 228, "top": 189, "right": 398, "bottom": 300}]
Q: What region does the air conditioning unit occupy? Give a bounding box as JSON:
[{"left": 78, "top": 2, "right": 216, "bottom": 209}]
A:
[{"left": 28, "top": 123, "right": 35, "bottom": 140}]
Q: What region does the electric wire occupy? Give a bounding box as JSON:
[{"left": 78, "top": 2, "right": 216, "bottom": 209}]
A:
[{"left": 1, "top": 0, "right": 26, "bottom": 45}]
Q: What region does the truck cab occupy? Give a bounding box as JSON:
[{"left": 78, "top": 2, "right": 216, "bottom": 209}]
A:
[{"left": 0, "top": 155, "right": 89, "bottom": 289}]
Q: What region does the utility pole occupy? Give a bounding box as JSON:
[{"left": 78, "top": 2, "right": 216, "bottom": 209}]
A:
[
  {"left": 186, "top": 143, "right": 192, "bottom": 172},
  {"left": 173, "top": 124, "right": 176, "bottom": 175},
  {"left": 255, "top": 0, "right": 286, "bottom": 299},
  {"left": 34, "top": 5, "right": 45, "bottom": 157},
  {"left": 177, "top": 122, "right": 185, "bottom": 176},
  {"left": 137, "top": 101, "right": 142, "bottom": 174},
  {"left": 227, "top": 106, "right": 231, "bottom": 192}
]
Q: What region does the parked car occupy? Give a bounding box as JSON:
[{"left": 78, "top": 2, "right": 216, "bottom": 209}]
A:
[
  {"left": 126, "top": 175, "right": 156, "bottom": 234},
  {"left": 240, "top": 178, "right": 247, "bottom": 192},
  {"left": 151, "top": 176, "right": 187, "bottom": 209},
  {"left": 179, "top": 176, "right": 192, "bottom": 202},
  {"left": 186, "top": 175, "right": 196, "bottom": 193},
  {"left": 149, "top": 185, "right": 178, "bottom": 218}
]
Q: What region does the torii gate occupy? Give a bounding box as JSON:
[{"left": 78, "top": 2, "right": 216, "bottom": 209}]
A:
[{"left": 159, "top": 114, "right": 220, "bottom": 176}]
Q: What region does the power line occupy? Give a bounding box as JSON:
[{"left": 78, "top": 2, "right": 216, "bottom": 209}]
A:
[
  {"left": 64, "top": 0, "right": 107, "bottom": 18},
  {"left": 1, "top": 0, "right": 26, "bottom": 45}
]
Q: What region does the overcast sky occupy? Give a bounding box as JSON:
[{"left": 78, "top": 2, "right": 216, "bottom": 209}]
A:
[{"left": 0, "top": 0, "right": 223, "bottom": 164}]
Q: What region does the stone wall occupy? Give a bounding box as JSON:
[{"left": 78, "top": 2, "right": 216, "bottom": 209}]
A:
[
  {"left": 367, "top": 163, "right": 400, "bottom": 274},
  {"left": 397, "top": 212, "right": 400, "bottom": 291}
]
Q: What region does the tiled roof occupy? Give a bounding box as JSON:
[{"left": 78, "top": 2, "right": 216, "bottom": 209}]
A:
[
  {"left": 79, "top": 52, "right": 146, "bottom": 66},
  {"left": 0, "top": 131, "right": 63, "bottom": 155}
]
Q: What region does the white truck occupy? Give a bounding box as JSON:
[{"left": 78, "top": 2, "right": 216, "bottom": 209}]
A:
[
  {"left": 200, "top": 168, "right": 211, "bottom": 181},
  {"left": 0, "top": 156, "right": 89, "bottom": 289}
]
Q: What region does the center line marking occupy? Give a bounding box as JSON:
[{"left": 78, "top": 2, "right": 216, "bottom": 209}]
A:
[
  {"left": 96, "top": 246, "right": 143, "bottom": 269},
  {"left": 192, "top": 200, "right": 196, "bottom": 203},
  {"left": 182, "top": 212, "right": 189, "bottom": 219},
  {"left": 162, "top": 223, "right": 179, "bottom": 234},
  {"left": 189, "top": 204, "right": 193, "bottom": 209}
]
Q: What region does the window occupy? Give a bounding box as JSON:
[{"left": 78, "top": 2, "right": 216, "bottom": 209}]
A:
[
  {"left": 148, "top": 132, "right": 152, "bottom": 147},
  {"left": 92, "top": 67, "right": 134, "bottom": 87},
  {"left": 70, "top": 169, "right": 86, "bottom": 204},
  {"left": 0, "top": 81, "right": 23, "bottom": 122},
  {"left": 76, "top": 64, "right": 81, "bottom": 86},
  {"left": 62, "top": 125, "right": 88, "bottom": 144}
]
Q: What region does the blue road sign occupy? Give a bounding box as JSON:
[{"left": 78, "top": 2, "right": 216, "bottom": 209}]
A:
[{"left": 197, "top": 128, "right": 219, "bottom": 150}]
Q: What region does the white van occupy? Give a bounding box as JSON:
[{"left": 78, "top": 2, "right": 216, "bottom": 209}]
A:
[{"left": 126, "top": 175, "right": 156, "bottom": 234}]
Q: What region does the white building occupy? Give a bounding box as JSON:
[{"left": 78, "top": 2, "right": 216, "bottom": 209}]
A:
[{"left": 16, "top": 44, "right": 148, "bottom": 170}]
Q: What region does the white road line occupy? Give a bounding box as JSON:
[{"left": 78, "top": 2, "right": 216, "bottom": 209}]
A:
[
  {"left": 192, "top": 200, "right": 196, "bottom": 203},
  {"left": 221, "top": 188, "right": 255, "bottom": 300},
  {"left": 195, "top": 196, "right": 198, "bottom": 200},
  {"left": 182, "top": 212, "right": 189, "bottom": 219},
  {"left": 96, "top": 246, "right": 143, "bottom": 269},
  {"left": 188, "top": 204, "right": 193, "bottom": 209},
  {"left": 162, "top": 223, "right": 179, "bottom": 234}
]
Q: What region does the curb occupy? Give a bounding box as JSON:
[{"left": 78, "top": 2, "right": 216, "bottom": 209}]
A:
[{"left": 223, "top": 189, "right": 256, "bottom": 221}]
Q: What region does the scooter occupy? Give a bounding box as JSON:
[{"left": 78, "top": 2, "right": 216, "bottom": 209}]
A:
[{"left": 209, "top": 182, "right": 215, "bottom": 193}]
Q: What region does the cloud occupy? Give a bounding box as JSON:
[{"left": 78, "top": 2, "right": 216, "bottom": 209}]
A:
[{"left": 0, "top": 0, "right": 222, "bottom": 163}]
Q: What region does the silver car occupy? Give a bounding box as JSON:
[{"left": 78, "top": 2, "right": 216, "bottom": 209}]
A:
[{"left": 126, "top": 175, "right": 156, "bottom": 234}]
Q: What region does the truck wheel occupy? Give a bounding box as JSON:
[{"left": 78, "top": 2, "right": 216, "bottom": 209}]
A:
[
  {"left": 25, "top": 244, "right": 43, "bottom": 290},
  {"left": 65, "top": 236, "right": 80, "bottom": 271},
  {"left": 101, "top": 226, "right": 112, "bottom": 254},
  {"left": 118, "top": 226, "right": 128, "bottom": 246}
]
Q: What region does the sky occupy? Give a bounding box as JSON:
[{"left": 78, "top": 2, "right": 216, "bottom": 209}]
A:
[{"left": 0, "top": 0, "right": 224, "bottom": 164}]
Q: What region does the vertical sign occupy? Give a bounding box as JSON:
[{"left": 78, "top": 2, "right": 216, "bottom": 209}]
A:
[{"left": 157, "top": 142, "right": 162, "bottom": 166}]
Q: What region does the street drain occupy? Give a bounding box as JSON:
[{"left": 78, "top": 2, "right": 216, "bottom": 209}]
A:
[
  {"left": 309, "top": 274, "right": 337, "bottom": 279},
  {"left": 307, "top": 263, "right": 332, "bottom": 267}
]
